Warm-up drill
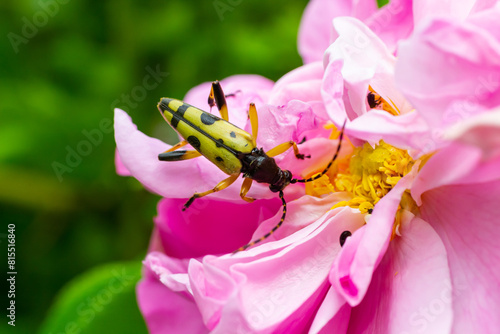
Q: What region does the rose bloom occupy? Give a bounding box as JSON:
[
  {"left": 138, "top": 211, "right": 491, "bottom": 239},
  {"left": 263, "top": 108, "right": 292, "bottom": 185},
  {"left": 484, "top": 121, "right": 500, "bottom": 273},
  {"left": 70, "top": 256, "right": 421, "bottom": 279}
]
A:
[{"left": 114, "top": 0, "right": 500, "bottom": 333}]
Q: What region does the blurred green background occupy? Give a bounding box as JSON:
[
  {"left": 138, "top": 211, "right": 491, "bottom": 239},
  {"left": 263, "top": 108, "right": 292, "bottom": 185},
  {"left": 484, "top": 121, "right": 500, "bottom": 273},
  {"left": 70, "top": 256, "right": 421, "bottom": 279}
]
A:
[
  {"left": 1, "top": 0, "right": 388, "bottom": 333},
  {"left": 0, "top": 0, "right": 310, "bottom": 333}
]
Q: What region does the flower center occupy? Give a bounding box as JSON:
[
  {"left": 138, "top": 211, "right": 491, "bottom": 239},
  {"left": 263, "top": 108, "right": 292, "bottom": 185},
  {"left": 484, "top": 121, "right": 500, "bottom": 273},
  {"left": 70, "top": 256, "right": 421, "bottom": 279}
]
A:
[{"left": 306, "top": 138, "right": 414, "bottom": 214}]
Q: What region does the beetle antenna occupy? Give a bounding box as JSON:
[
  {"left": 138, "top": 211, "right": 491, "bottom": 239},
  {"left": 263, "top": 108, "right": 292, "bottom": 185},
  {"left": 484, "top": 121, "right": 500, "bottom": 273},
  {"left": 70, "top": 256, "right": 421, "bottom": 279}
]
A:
[
  {"left": 232, "top": 190, "right": 287, "bottom": 254},
  {"left": 290, "top": 120, "right": 346, "bottom": 184}
]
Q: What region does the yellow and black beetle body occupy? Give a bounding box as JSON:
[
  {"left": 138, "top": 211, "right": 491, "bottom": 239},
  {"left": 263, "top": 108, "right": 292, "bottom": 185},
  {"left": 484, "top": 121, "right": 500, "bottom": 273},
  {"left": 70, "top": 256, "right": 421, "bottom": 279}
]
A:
[
  {"left": 158, "top": 98, "right": 254, "bottom": 175},
  {"left": 157, "top": 81, "right": 344, "bottom": 252}
]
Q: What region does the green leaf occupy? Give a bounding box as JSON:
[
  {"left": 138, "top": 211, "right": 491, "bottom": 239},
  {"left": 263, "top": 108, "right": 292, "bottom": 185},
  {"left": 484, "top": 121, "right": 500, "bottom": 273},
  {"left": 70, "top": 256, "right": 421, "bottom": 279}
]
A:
[
  {"left": 38, "top": 261, "right": 148, "bottom": 334},
  {"left": 378, "top": 0, "right": 389, "bottom": 7}
]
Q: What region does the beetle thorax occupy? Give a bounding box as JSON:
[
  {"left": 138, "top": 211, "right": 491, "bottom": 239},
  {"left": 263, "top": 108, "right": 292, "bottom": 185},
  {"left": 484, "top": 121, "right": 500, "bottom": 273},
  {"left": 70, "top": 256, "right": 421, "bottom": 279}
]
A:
[{"left": 240, "top": 148, "right": 290, "bottom": 192}]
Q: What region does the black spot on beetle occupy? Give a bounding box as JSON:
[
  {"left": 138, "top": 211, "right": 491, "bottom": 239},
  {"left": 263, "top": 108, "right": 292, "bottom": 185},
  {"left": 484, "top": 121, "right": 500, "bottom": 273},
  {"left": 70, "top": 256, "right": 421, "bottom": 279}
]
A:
[
  {"left": 215, "top": 138, "right": 224, "bottom": 148},
  {"left": 367, "top": 208, "right": 373, "bottom": 214},
  {"left": 187, "top": 136, "right": 201, "bottom": 149},
  {"left": 176, "top": 103, "right": 188, "bottom": 117},
  {"left": 171, "top": 115, "right": 180, "bottom": 128},
  {"left": 216, "top": 156, "right": 224, "bottom": 162},
  {"left": 339, "top": 231, "right": 352, "bottom": 247},
  {"left": 230, "top": 131, "right": 236, "bottom": 138},
  {"left": 201, "top": 112, "right": 219, "bottom": 125},
  {"left": 170, "top": 104, "right": 189, "bottom": 128}
]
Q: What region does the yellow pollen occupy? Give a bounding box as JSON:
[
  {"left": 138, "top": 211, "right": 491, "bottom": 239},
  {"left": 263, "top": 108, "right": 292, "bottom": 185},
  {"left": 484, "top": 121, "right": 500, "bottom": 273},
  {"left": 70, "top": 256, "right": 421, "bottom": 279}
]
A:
[
  {"left": 304, "top": 135, "right": 415, "bottom": 217},
  {"left": 332, "top": 140, "right": 414, "bottom": 211},
  {"left": 305, "top": 174, "right": 336, "bottom": 197}
]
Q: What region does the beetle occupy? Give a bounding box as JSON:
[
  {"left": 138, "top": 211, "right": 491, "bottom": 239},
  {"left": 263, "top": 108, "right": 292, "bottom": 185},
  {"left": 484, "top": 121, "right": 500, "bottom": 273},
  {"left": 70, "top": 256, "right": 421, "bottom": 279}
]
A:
[
  {"left": 157, "top": 81, "right": 345, "bottom": 252},
  {"left": 367, "top": 91, "right": 382, "bottom": 109}
]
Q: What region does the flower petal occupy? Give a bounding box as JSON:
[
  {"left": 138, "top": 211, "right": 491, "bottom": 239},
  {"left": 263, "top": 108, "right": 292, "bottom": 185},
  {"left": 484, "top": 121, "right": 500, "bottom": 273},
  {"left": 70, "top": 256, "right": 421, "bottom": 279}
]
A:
[
  {"left": 189, "top": 207, "right": 366, "bottom": 332},
  {"left": 396, "top": 7, "right": 500, "bottom": 131},
  {"left": 445, "top": 107, "right": 500, "bottom": 160},
  {"left": 412, "top": 109, "right": 500, "bottom": 204},
  {"left": 255, "top": 101, "right": 321, "bottom": 152},
  {"left": 347, "top": 213, "right": 453, "bottom": 334},
  {"left": 421, "top": 180, "right": 500, "bottom": 333},
  {"left": 269, "top": 61, "right": 328, "bottom": 120},
  {"left": 278, "top": 137, "right": 353, "bottom": 180},
  {"left": 298, "top": 0, "right": 378, "bottom": 64},
  {"left": 154, "top": 197, "right": 281, "bottom": 258},
  {"left": 308, "top": 287, "right": 350, "bottom": 334},
  {"left": 114, "top": 148, "right": 131, "bottom": 176},
  {"left": 324, "top": 17, "right": 400, "bottom": 119},
  {"left": 413, "top": 0, "right": 477, "bottom": 26},
  {"left": 322, "top": 17, "right": 426, "bottom": 148},
  {"left": 329, "top": 165, "right": 418, "bottom": 306},
  {"left": 365, "top": 0, "right": 414, "bottom": 53},
  {"left": 348, "top": 108, "right": 430, "bottom": 153},
  {"left": 137, "top": 260, "right": 207, "bottom": 334}
]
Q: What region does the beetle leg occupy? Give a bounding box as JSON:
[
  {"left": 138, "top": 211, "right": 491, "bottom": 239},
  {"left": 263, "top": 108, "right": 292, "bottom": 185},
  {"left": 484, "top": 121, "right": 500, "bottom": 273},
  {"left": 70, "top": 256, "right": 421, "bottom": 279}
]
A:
[
  {"left": 158, "top": 150, "right": 202, "bottom": 161},
  {"left": 183, "top": 173, "right": 239, "bottom": 210},
  {"left": 240, "top": 178, "right": 255, "bottom": 202},
  {"left": 266, "top": 141, "right": 310, "bottom": 160},
  {"left": 208, "top": 81, "right": 229, "bottom": 121},
  {"left": 161, "top": 140, "right": 188, "bottom": 153},
  {"left": 248, "top": 103, "right": 258, "bottom": 147}
]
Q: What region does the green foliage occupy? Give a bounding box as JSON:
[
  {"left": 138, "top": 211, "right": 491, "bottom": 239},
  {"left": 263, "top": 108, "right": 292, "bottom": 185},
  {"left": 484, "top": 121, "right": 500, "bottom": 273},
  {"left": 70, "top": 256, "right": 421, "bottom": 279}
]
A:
[{"left": 38, "top": 261, "right": 147, "bottom": 334}]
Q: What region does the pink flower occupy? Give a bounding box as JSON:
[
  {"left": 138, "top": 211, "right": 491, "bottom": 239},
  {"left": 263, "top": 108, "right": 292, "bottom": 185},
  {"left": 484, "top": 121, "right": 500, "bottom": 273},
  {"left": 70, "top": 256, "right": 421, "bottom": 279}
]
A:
[
  {"left": 316, "top": 2, "right": 500, "bottom": 334},
  {"left": 114, "top": 1, "right": 500, "bottom": 333},
  {"left": 115, "top": 72, "right": 349, "bottom": 332}
]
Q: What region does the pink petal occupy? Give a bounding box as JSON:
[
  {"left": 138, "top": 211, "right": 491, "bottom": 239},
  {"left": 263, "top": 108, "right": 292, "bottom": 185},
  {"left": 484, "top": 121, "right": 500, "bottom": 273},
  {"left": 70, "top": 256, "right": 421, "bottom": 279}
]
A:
[
  {"left": 278, "top": 137, "right": 353, "bottom": 181},
  {"left": 309, "top": 287, "right": 350, "bottom": 334},
  {"left": 329, "top": 166, "right": 418, "bottom": 306},
  {"left": 445, "top": 107, "right": 500, "bottom": 160},
  {"left": 470, "top": 0, "right": 500, "bottom": 14},
  {"left": 421, "top": 180, "right": 500, "bottom": 333},
  {"left": 413, "top": 0, "right": 477, "bottom": 26},
  {"left": 190, "top": 207, "right": 366, "bottom": 332},
  {"left": 143, "top": 251, "right": 191, "bottom": 293},
  {"left": 321, "top": 57, "right": 346, "bottom": 127},
  {"left": 154, "top": 197, "right": 281, "bottom": 258},
  {"left": 298, "top": 0, "right": 378, "bottom": 64},
  {"left": 269, "top": 61, "right": 328, "bottom": 120},
  {"left": 255, "top": 101, "right": 321, "bottom": 152},
  {"left": 137, "top": 266, "right": 207, "bottom": 334},
  {"left": 322, "top": 17, "right": 428, "bottom": 147},
  {"left": 347, "top": 214, "right": 453, "bottom": 334},
  {"left": 270, "top": 61, "right": 324, "bottom": 104},
  {"left": 347, "top": 108, "right": 431, "bottom": 153},
  {"left": 114, "top": 108, "right": 271, "bottom": 200},
  {"left": 243, "top": 194, "right": 353, "bottom": 249},
  {"left": 412, "top": 110, "right": 500, "bottom": 204},
  {"left": 324, "top": 17, "right": 401, "bottom": 119},
  {"left": 395, "top": 7, "right": 500, "bottom": 131},
  {"left": 114, "top": 148, "right": 131, "bottom": 176},
  {"left": 365, "top": 0, "right": 414, "bottom": 54}
]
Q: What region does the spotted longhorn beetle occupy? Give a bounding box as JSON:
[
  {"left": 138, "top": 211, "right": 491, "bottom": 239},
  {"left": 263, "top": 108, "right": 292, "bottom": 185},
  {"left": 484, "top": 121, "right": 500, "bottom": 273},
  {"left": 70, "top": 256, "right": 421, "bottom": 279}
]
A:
[{"left": 157, "top": 81, "right": 345, "bottom": 252}]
